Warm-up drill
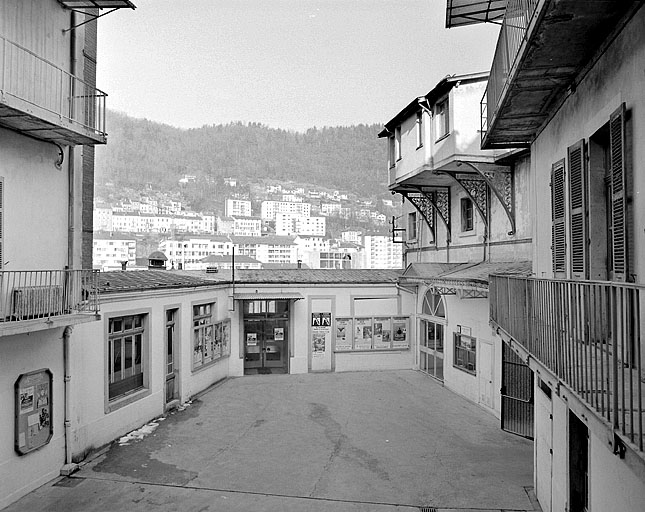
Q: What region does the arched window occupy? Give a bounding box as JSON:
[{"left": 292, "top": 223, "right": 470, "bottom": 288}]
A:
[{"left": 422, "top": 291, "right": 445, "bottom": 318}]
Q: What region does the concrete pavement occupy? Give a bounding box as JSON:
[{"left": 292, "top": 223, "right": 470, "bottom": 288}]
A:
[{"left": 3, "top": 371, "right": 538, "bottom": 511}]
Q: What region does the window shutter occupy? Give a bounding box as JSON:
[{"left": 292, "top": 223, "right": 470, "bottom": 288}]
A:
[
  {"left": 0, "top": 177, "right": 3, "bottom": 270},
  {"left": 610, "top": 104, "right": 627, "bottom": 281},
  {"left": 551, "top": 160, "right": 566, "bottom": 277},
  {"left": 568, "top": 140, "right": 587, "bottom": 279}
]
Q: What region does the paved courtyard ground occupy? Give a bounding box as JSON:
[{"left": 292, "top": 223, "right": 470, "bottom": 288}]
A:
[{"left": 3, "top": 371, "right": 538, "bottom": 512}]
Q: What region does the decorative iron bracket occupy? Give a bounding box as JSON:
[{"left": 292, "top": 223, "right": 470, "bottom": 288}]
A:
[
  {"left": 456, "top": 161, "right": 516, "bottom": 235},
  {"left": 414, "top": 186, "right": 452, "bottom": 243},
  {"left": 400, "top": 191, "right": 435, "bottom": 240},
  {"left": 440, "top": 171, "right": 489, "bottom": 229}
]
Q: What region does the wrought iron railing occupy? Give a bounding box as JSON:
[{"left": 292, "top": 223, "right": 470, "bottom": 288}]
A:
[
  {"left": 0, "top": 270, "right": 100, "bottom": 323},
  {"left": 481, "top": 0, "right": 540, "bottom": 143},
  {"left": 490, "top": 275, "right": 644, "bottom": 452},
  {"left": 0, "top": 35, "right": 106, "bottom": 140}
]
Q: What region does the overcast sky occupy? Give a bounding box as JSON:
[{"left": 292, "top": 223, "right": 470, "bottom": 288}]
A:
[{"left": 97, "top": 0, "right": 498, "bottom": 132}]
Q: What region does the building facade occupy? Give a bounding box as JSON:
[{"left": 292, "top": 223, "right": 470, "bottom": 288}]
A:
[
  {"left": 93, "top": 233, "right": 137, "bottom": 271},
  {"left": 446, "top": 1, "right": 645, "bottom": 511}
]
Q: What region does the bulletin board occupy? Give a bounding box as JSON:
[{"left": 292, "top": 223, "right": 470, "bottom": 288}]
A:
[{"left": 15, "top": 369, "right": 53, "bottom": 455}]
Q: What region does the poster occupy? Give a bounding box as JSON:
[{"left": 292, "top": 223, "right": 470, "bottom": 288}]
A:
[
  {"left": 312, "top": 312, "right": 331, "bottom": 326},
  {"left": 246, "top": 332, "right": 257, "bottom": 346},
  {"left": 392, "top": 317, "right": 409, "bottom": 349},
  {"left": 354, "top": 317, "right": 373, "bottom": 350},
  {"left": 373, "top": 317, "right": 392, "bottom": 349},
  {"left": 274, "top": 327, "right": 284, "bottom": 341},
  {"left": 221, "top": 320, "right": 231, "bottom": 356},
  {"left": 335, "top": 318, "right": 353, "bottom": 351},
  {"left": 15, "top": 369, "right": 53, "bottom": 455},
  {"left": 312, "top": 324, "right": 330, "bottom": 357}
]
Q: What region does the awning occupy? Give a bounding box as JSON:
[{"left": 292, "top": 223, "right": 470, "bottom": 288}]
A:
[
  {"left": 58, "top": 1, "right": 136, "bottom": 8},
  {"left": 233, "top": 292, "right": 304, "bottom": 301},
  {"left": 445, "top": 0, "right": 507, "bottom": 28}
]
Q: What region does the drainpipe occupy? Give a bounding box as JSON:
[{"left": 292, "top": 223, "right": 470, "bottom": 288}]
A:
[
  {"left": 62, "top": 326, "right": 75, "bottom": 472},
  {"left": 67, "top": 10, "right": 77, "bottom": 270}
]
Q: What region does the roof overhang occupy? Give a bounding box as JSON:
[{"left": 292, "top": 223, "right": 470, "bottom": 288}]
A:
[
  {"left": 58, "top": 0, "right": 136, "bottom": 8},
  {"left": 233, "top": 292, "right": 304, "bottom": 301},
  {"left": 446, "top": 0, "right": 507, "bottom": 28}
]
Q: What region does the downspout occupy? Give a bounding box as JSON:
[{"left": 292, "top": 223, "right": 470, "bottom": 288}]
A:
[
  {"left": 62, "top": 10, "right": 77, "bottom": 476},
  {"left": 62, "top": 326, "right": 74, "bottom": 469}
]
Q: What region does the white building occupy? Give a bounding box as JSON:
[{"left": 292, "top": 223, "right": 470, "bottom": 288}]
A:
[
  {"left": 341, "top": 230, "right": 363, "bottom": 244},
  {"left": 320, "top": 202, "right": 342, "bottom": 216},
  {"left": 231, "top": 236, "right": 298, "bottom": 265},
  {"left": 276, "top": 213, "right": 326, "bottom": 237},
  {"left": 361, "top": 235, "right": 403, "bottom": 269},
  {"left": 260, "top": 200, "right": 311, "bottom": 220},
  {"left": 225, "top": 198, "right": 252, "bottom": 217},
  {"left": 93, "top": 234, "right": 137, "bottom": 271},
  {"left": 160, "top": 236, "right": 233, "bottom": 270}
]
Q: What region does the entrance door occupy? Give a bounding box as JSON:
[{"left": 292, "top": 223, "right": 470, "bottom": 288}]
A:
[
  {"left": 244, "top": 318, "right": 288, "bottom": 374},
  {"left": 501, "top": 342, "right": 534, "bottom": 438},
  {"left": 569, "top": 411, "right": 589, "bottom": 512},
  {"left": 165, "top": 308, "right": 179, "bottom": 405}
]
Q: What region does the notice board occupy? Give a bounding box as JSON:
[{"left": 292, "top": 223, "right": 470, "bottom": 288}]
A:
[{"left": 15, "top": 369, "right": 53, "bottom": 455}]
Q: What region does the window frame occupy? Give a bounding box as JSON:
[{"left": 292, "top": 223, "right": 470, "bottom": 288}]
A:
[
  {"left": 395, "top": 126, "right": 402, "bottom": 161},
  {"left": 460, "top": 197, "right": 474, "bottom": 232},
  {"left": 453, "top": 329, "right": 476, "bottom": 375},
  {"left": 416, "top": 111, "right": 424, "bottom": 149},
  {"left": 407, "top": 211, "right": 418, "bottom": 241},
  {"left": 434, "top": 97, "right": 450, "bottom": 141},
  {"left": 105, "top": 309, "right": 151, "bottom": 411}
]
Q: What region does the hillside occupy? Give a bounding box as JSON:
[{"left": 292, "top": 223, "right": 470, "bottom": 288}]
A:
[{"left": 94, "top": 111, "right": 388, "bottom": 211}]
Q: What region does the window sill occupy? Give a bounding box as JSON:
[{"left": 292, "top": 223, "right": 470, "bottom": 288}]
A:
[
  {"left": 435, "top": 133, "right": 450, "bottom": 144},
  {"left": 459, "top": 230, "right": 476, "bottom": 237},
  {"left": 106, "top": 387, "right": 151, "bottom": 414},
  {"left": 416, "top": 144, "right": 423, "bottom": 150},
  {"left": 453, "top": 364, "right": 476, "bottom": 376}
]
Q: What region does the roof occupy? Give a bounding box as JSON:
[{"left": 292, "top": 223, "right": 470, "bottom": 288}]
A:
[
  {"left": 148, "top": 251, "right": 167, "bottom": 261},
  {"left": 445, "top": 0, "right": 507, "bottom": 28},
  {"left": 232, "top": 269, "right": 403, "bottom": 284},
  {"left": 233, "top": 292, "right": 304, "bottom": 301},
  {"left": 201, "top": 254, "right": 259, "bottom": 264},
  {"left": 262, "top": 263, "right": 311, "bottom": 270},
  {"left": 402, "top": 261, "right": 532, "bottom": 291},
  {"left": 98, "top": 270, "right": 227, "bottom": 293},
  {"left": 379, "top": 72, "right": 489, "bottom": 137}
]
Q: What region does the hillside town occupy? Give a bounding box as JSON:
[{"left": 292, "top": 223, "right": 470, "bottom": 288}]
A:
[{"left": 93, "top": 180, "right": 403, "bottom": 270}]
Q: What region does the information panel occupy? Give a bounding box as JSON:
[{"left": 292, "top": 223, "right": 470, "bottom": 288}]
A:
[{"left": 15, "top": 369, "right": 53, "bottom": 455}]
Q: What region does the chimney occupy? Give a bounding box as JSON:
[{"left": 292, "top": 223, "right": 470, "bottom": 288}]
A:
[
  {"left": 120, "top": 261, "right": 128, "bottom": 271},
  {"left": 297, "top": 259, "right": 302, "bottom": 269}
]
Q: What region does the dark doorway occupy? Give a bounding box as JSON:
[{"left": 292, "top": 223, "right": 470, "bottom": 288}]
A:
[
  {"left": 569, "top": 411, "right": 589, "bottom": 512},
  {"left": 501, "top": 343, "right": 534, "bottom": 438}
]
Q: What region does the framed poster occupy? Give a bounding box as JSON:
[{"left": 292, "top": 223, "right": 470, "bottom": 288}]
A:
[
  {"left": 15, "top": 369, "right": 53, "bottom": 455},
  {"left": 354, "top": 317, "right": 373, "bottom": 350},
  {"left": 392, "top": 317, "right": 409, "bottom": 349},
  {"left": 373, "top": 317, "right": 392, "bottom": 349},
  {"left": 335, "top": 318, "right": 353, "bottom": 351}
]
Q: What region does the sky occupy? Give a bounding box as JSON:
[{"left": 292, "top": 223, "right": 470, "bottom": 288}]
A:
[{"left": 97, "top": 0, "right": 499, "bottom": 132}]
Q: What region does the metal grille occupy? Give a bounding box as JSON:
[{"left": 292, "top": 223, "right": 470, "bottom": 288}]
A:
[{"left": 501, "top": 343, "right": 534, "bottom": 438}]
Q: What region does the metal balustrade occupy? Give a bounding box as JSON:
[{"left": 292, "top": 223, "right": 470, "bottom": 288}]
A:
[
  {"left": 481, "top": 0, "right": 539, "bottom": 143},
  {"left": 0, "top": 270, "right": 99, "bottom": 322},
  {"left": 490, "top": 275, "right": 645, "bottom": 452},
  {"left": 0, "top": 35, "right": 106, "bottom": 143}
]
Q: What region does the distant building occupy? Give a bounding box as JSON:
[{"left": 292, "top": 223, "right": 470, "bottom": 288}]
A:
[
  {"left": 361, "top": 235, "right": 402, "bottom": 269},
  {"left": 231, "top": 235, "right": 298, "bottom": 265},
  {"left": 341, "top": 230, "right": 363, "bottom": 244},
  {"left": 260, "top": 200, "right": 311, "bottom": 220},
  {"left": 160, "top": 236, "right": 232, "bottom": 270},
  {"left": 275, "top": 213, "right": 326, "bottom": 237},
  {"left": 197, "top": 254, "right": 261, "bottom": 270},
  {"left": 225, "top": 198, "right": 252, "bottom": 217},
  {"left": 93, "top": 233, "right": 137, "bottom": 271}
]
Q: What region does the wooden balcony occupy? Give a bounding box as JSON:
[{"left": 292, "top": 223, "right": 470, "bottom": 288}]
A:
[
  {"left": 0, "top": 269, "right": 100, "bottom": 336},
  {"left": 481, "top": 0, "right": 641, "bottom": 148},
  {"left": 0, "top": 35, "right": 107, "bottom": 146},
  {"left": 490, "top": 275, "right": 645, "bottom": 455}
]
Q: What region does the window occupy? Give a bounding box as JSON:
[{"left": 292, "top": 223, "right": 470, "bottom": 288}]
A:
[
  {"left": 407, "top": 212, "right": 417, "bottom": 241},
  {"left": 193, "top": 303, "right": 215, "bottom": 369},
  {"left": 416, "top": 111, "right": 424, "bottom": 149},
  {"left": 460, "top": 197, "right": 474, "bottom": 232},
  {"left": 395, "top": 126, "right": 401, "bottom": 161},
  {"left": 108, "top": 314, "right": 145, "bottom": 400},
  {"left": 454, "top": 327, "right": 476, "bottom": 374},
  {"left": 435, "top": 98, "right": 449, "bottom": 140},
  {"left": 388, "top": 136, "right": 395, "bottom": 168}
]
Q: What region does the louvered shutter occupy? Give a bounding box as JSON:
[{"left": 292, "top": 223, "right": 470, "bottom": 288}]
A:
[
  {"left": 0, "top": 177, "right": 3, "bottom": 270},
  {"left": 551, "top": 160, "right": 566, "bottom": 277},
  {"left": 568, "top": 140, "right": 587, "bottom": 279},
  {"left": 610, "top": 104, "right": 627, "bottom": 281}
]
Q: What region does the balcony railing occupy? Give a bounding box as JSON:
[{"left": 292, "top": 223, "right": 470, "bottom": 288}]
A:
[
  {"left": 481, "top": 0, "right": 539, "bottom": 143},
  {"left": 0, "top": 35, "right": 107, "bottom": 145},
  {"left": 490, "top": 275, "right": 644, "bottom": 452},
  {"left": 0, "top": 270, "right": 100, "bottom": 324}
]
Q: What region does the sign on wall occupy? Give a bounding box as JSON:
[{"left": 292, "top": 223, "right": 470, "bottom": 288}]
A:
[
  {"left": 335, "top": 318, "right": 353, "bottom": 351},
  {"left": 312, "top": 312, "right": 332, "bottom": 358},
  {"left": 15, "top": 369, "right": 53, "bottom": 455}
]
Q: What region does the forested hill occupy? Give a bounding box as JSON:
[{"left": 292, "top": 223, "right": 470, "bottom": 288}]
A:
[{"left": 95, "top": 110, "right": 388, "bottom": 198}]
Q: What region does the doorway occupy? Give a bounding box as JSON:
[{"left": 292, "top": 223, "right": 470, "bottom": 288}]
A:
[
  {"left": 243, "top": 300, "right": 289, "bottom": 374},
  {"left": 569, "top": 411, "right": 589, "bottom": 512},
  {"left": 165, "top": 308, "right": 179, "bottom": 405}
]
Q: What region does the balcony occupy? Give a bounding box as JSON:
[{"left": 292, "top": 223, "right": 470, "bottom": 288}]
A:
[
  {"left": 0, "top": 270, "right": 100, "bottom": 336},
  {"left": 481, "top": 0, "right": 639, "bottom": 148},
  {"left": 490, "top": 275, "right": 645, "bottom": 455},
  {"left": 0, "top": 35, "right": 107, "bottom": 146}
]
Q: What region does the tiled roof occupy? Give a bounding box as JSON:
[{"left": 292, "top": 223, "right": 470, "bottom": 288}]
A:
[
  {"left": 97, "top": 270, "right": 228, "bottom": 293},
  {"left": 201, "top": 254, "right": 259, "bottom": 263},
  {"left": 233, "top": 269, "right": 403, "bottom": 284}
]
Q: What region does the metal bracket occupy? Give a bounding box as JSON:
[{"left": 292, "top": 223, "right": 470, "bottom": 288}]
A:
[
  {"left": 400, "top": 191, "right": 435, "bottom": 239},
  {"left": 456, "top": 161, "right": 516, "bottom": 235},
  {"left": 415, "top": 186, "right": 452, "bottom": 243},
  {"left": 454, "top": 174, "right": 489, "bottom": 228}
]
